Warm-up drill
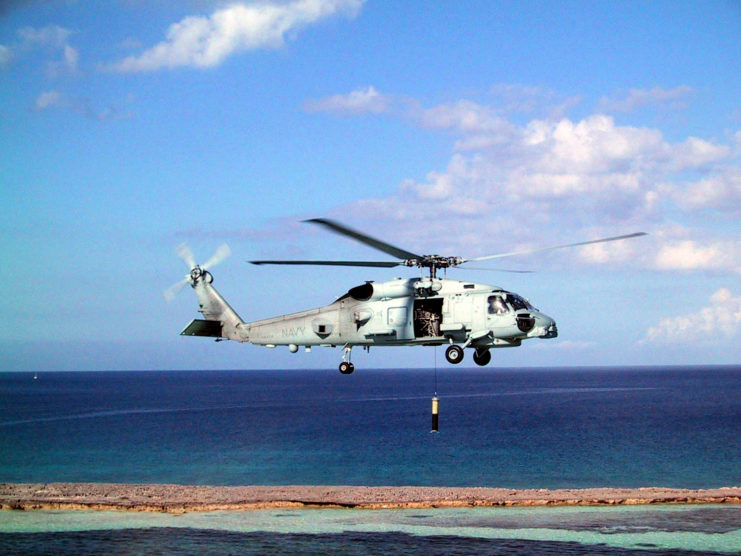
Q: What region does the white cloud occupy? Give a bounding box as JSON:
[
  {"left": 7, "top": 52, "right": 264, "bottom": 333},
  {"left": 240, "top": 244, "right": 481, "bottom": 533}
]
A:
[
  {"left": 490, "top": 84, "right": 582, "bottom": 118},
  {"left": 419, "top": 100, "right": 506, "bottom": 134},
  {"left": 35, "top": 90, "right": 62, "bottom": 110},
  {"left": 111, "top": 0, "right": 364, "bottom": 73},
  {"left": 46, "top": 43, "right": 79, "bottom": 77},
  {"left": 532, "top": 340, "right": 596, "bottom": 351},
  {"left": 18, "top": 24, "right": 72, "bottom": 49},
  {"left": 575, "top": 229, "right": 741, "bottom": 276},
  {"left": 598, "top": 86, "right": 694, "bottom": 113},
  {"left": 5, "top": 25, "right": 79, "bottom": 77},
  {"left": 117, "top": 37, "right": 143, "bottom": 50},
  {"left": 678, "top": 168, "right": 741, "bottom": 213},
  {"left": 644, "top": 288, "right": 741, "bottom": 342},
  {"left": 417, "top": 100, "right": 517, "bottom": 151},
  {"left": 577, "top": 238, "right": 639, "bottom": 265},
  {"left": 304, "top": 86, "right": 391, "bottom": 114},
  {"left": 309, "top": 85, "right": 739, "bottom": 269},
  {"left": 305, "top": 84, "right": 579, "bottom": 131},
  {"left": 653, "top": 239, "right": 741, "bottom": 274},
  {"left": 523, "top": 115, "right": 667, "bottom": 176},
  {"left": 64, "top": 44, "right": 78, "bottom": 68},
  {"left": 671, "top": 137, "right": 731, "bottom": 170},
  {"left": 394, "top": 111, "right": 672, "bottom": 214},
  {"left": 0, "top": 44, "right": 11, "bottom": 70},
  {"left": 33, "top": 89, "right": 134, "bottom": 121}
]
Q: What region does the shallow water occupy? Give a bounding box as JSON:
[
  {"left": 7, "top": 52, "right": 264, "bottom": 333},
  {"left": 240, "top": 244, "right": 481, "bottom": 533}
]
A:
[{"left": 1, "top": 505, "right": 739, "bottom": 554}]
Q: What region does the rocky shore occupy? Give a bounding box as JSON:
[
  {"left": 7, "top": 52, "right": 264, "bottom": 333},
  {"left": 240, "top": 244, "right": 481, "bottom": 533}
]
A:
[{"left": 1, "top": 484, "right": 740, "bottom": 513}]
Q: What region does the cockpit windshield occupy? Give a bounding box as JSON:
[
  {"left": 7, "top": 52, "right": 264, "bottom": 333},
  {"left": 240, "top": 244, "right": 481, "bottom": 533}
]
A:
[{"left": 506, "top": 293, "right": 532, "bottom": 311}]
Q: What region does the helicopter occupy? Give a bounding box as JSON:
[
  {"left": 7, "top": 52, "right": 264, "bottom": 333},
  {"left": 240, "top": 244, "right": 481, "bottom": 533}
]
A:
[{"left": 166, "top": 218, "right": 646, "bottom": 374}]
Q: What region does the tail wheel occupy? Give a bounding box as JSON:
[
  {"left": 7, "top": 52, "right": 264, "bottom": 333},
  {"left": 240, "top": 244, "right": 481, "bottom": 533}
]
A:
[
  {"left": 445, "top": 345, "right": 464, "bottom": 364},
  {"left": 473, "top": 348, "right": 491, "bottom": 366},
  {"left": 339, "top": 362, "right": 355, "bottom": 374}
]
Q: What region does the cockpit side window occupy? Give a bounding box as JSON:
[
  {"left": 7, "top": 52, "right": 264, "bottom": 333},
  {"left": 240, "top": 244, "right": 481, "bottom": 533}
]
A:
[
  {"left": 506, "top": 294, "right": 531, "bottom": 311},
  {"left": 488, "top": 295, "right": 509, "bottom": 315}
]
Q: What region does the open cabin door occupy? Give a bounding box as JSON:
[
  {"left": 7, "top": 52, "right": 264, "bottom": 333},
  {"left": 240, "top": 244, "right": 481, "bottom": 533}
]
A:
[{"left": 413, "top": 298, "right": 443, "bottom": 338}]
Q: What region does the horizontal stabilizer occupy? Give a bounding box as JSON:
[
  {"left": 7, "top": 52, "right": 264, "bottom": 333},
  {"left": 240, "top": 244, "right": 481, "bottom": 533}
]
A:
[{"left": 180, "top": 319, "right": 223, "bottom": 338}]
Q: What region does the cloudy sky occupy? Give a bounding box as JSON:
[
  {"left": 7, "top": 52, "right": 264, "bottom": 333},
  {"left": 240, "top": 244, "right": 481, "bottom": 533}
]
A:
[{"left": 2, "top": 0, "right": 739, "bottom": 371}]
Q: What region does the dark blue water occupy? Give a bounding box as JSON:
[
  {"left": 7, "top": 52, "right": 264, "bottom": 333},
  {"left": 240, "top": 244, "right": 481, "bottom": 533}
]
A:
[
  {"left": 1, "top": 366, "right": 739, "bottom": 488},
  {"left": 0, "top": 529, "right": 726, "bottom": 555}
]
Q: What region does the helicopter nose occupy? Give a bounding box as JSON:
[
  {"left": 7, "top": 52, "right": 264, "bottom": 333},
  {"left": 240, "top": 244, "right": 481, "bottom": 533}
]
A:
[{"left": 534, "top": 313, "right": 558, "bottom": 339}]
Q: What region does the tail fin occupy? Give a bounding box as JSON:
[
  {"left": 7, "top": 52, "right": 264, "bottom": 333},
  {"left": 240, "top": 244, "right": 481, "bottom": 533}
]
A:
[
  {"left": 181, "top": 268, "right": 248, "bottom": 341},
  {"left": 166, "top": 243, "right": 249, "bottom": 342}
]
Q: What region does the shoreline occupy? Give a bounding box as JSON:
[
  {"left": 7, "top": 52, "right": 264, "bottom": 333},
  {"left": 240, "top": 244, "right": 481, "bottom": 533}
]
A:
[{"left": 1, "top": 484, "right": 740, "bottom": 513}]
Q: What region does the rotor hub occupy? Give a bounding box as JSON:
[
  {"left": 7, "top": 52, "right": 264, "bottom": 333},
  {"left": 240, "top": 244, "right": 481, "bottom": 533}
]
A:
[
  {"left": 404, "top": 255, "right": 462, "bottom": 268},
  {"left": 403, "top": 255, "right": 465, "bottom": 278}
]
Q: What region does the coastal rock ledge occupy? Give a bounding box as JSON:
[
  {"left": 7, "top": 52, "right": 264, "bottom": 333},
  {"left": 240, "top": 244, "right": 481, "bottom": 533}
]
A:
[{"left": 2, "top": 484, "right": 740, "bottom": 513}]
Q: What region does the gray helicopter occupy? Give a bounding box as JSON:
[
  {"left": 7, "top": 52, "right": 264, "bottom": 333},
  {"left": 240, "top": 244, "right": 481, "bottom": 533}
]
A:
[{"left": 167, "top": 219, "right": 645, "bottom": 373}]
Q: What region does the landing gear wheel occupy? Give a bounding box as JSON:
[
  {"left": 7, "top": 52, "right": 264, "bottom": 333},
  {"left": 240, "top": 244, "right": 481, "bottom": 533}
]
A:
[
  {"left": 339, "top": 361, "right": 355, "bottom": 374},
  {"left": 473, "top": 348, "right": 491, "bottom": 366},
  {"left": 445, "top": 345, "right": 464, "bottom": 364}
]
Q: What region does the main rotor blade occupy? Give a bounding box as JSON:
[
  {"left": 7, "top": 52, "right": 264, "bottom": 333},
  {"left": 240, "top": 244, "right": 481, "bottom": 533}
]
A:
[
  {"left": 466, "top": 232, "right": 648, "bottom": 263},
  {"left": 305, "top": 218, "right": 422, "bottom": 261},
  {"left": 250, "top": 259, "right": 402, "bottom": 268},
  {"left": 456, "top": 267, "right": 536, "bottom": 273}
]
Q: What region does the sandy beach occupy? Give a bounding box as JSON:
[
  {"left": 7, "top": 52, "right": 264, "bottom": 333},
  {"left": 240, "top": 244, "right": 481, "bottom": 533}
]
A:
[{"left": 1, "top": 483, "right": 739, "bottom": 513}]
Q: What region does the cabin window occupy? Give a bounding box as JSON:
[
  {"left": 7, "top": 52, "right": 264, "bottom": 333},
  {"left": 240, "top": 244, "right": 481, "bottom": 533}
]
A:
[{"left": 487, "top": 295, "right": 508, "bottom": 315}]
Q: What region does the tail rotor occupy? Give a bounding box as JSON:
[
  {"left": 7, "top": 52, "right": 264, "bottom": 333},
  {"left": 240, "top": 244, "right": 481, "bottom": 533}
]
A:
[
  {"left": 203, "top": 244, "right": 231, "bottom": 270},
  {"left": 175, "top": 243, "right": 196, "bottom": 270},
  {"left": 164, "top": 276, "right": 189, "bottom": 303},
  {"left": 164, "top": 243, "right": 231, "bottom": 302}
]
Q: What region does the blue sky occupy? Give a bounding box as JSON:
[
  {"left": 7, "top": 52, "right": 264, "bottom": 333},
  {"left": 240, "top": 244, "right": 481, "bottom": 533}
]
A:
[{"left": 1, "top": 0, "right": 739, "bottom": 371}]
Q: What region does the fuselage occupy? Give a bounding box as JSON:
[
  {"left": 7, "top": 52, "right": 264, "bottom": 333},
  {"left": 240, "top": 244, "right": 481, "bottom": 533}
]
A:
[{"left": 245, "top": 277, "right": 557, "bottom": 350}]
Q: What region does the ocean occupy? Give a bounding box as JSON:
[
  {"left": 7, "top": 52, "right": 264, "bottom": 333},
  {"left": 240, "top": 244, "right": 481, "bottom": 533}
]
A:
[{"left": 1, "top": 365, "right": 739, "bottom": 554}]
